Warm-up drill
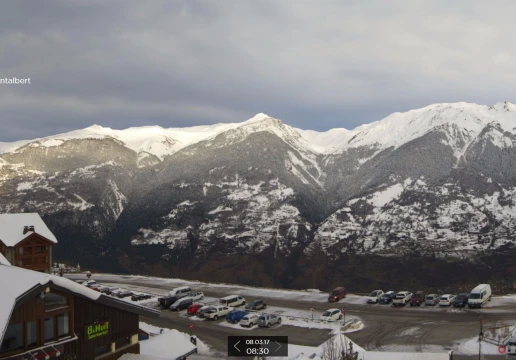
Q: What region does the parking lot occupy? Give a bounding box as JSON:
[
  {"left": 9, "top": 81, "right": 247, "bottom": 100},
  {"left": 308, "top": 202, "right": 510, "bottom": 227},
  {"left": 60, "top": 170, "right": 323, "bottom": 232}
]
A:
[{"left": 67, "top": 274, "right": 516, "bottom": 358}]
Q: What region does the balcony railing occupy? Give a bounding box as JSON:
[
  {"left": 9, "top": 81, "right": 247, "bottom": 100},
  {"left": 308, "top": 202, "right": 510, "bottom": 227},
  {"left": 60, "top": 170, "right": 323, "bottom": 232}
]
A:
[{"left": 0, "top": 336, "right": 77, "bottom": 360}]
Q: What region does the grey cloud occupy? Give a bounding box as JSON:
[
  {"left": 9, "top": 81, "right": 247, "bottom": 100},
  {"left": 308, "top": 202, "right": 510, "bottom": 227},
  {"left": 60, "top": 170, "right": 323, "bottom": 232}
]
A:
[{"left": 1, "top": 0, "right": 516, "bottom": 141}]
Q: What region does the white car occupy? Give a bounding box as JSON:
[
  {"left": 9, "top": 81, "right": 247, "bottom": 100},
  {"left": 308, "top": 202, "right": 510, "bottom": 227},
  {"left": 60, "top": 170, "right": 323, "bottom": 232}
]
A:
[
  {"left": 204, "top": 305, "right": 232, "bottom": 320},
  {"left": 439, "top": 294, "right": 456, "bottom": 306},
  {"left": 220, "top": 295, "right": 246, "bottom": 307},
  {"left": 320, "top": 309, "right": 343, "bottom": 322},
  {"left": 187, "top": 291, "right": 204, "bottom": 301},
  {"left": 366, "top": 290, "right": 384, "bottom": 304},
  {"left": 240, "top": 313, "right": 260, "bottom": 327},
  {"left": 392, "top": 291, "right": 413, "bottom": 306}
]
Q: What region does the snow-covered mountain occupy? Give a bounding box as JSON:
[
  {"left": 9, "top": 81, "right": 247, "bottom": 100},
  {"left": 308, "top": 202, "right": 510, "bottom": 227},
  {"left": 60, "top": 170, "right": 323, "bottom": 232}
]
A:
[{"left": 1, "top": 101, "right": 516, "bottom": 270}]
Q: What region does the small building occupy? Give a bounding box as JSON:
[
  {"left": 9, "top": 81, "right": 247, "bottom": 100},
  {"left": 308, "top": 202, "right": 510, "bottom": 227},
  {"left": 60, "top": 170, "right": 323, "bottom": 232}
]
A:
[
  {"left": 0, "top": 262, "right": 160, "bottom": 360},
  {"left": 139, "top": 330, "right": 197, "bottom": 360},
  {"left": 0, "top": 213, "right": 58, "bottom": 273}
]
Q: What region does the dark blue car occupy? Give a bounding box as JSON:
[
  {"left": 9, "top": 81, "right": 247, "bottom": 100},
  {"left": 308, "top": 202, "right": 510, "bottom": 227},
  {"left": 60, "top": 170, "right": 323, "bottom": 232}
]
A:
[
  {"left": 226, "top": 310, "right": 249, "bottom": 323},
  {"left": 379, "top": 291, "right": 396, "bottom": 304}
]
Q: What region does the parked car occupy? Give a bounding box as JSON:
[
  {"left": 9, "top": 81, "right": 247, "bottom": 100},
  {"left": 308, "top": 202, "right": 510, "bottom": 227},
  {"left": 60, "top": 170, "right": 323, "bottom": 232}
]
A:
[
  {"left": 439, "top": 294, "right": 456, "bottom": 306},
  {"left": 379, "top": 291, "right": 396, "bottom": 304},
  {"left": 187, "top": 303, "right": 204, "bottom": 316},
  {"left": 219, "top": 295, "right": 245, "bottom": 307},
  {"left": 168, "top": 286, "right": 192, "bottom": 299},
  {"left": 96, "top": 286, "right": 111, "bottom": 294},
  {"left": 186, "top": 291, "right": 204, "bottom": 302},
  {"left": 452, "top": 293, "right": 469, "bottom": 308},
  {"left": 320, "top": 309, "right": 343, "bottom": 322},
  {"left": 409, "top": 291, "right": 425, "bottom": 306},
  {"left": 226, "top": 310, "right": 249, "bottom": 323},
  {"left": 108, "top": 288, "right": 122, "bottom": 297},
  {"left": 131, "top": 293, "right": 152, "bottom": 301},
  {"left": 328, "top": 287, "right": 346, "bottom": 302},
  {"left": 393, "top": 291, "right": 412, "bottom": 306},
  {"left": 425, "top": 294, "right": 440, "bottom": 306},
  {"left": 245, "top": 299, "right": 267, "bottom": 311},
  {"left": 117, "top": 290, "right": 133, "bottom": 298},
  {"left": 366, "top": 290, "right": 384, "bottom": 304},
  {"left": 89, "top": 284, "right": 99, "bottom": 291},
  {"left": 468, "top": 284, "right": 492, "bottom": 308},
  {"left": 196, "top": 306, "right": 215, "bottom": 318},
  {"left": 257, "top": 314, "right": 282, "bottom": 328},
  {"left": 170, "top": 297, "right": 194, "bottom": 311},
  {"left": 82, "top": 280, "right": 96, "bottom": 287},
  {"left": 240, "top": 313, "right": 260, "bottom": 328},
  {"left": 204, "top": 306, "right": 231, "bottom": 320}
]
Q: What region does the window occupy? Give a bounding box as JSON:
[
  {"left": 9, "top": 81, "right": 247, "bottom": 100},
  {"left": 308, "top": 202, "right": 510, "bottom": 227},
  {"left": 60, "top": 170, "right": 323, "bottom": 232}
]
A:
[
  {"left": 58, "top": 313, "right": 69, "bottom": 338},
  {"left": 0, "top": 323, "right": 23, "bottom": 352},
  {"left": 94, "top": 344, "right": 111, "bottom": 357},
  {"left": 45, "top": 292, "right": 68, "bottom": 310},
  {"left": 27, "top": 321, "right": 37, "bottom": 347},
  {"left": 44, "top": 317, "right": 54, "bottom": 342},
  {"left": 18, "top": 247, "right": 23, "bottom": 255},
  {"left": 35, "top": 245, "right": 46, "bottom": 253}
]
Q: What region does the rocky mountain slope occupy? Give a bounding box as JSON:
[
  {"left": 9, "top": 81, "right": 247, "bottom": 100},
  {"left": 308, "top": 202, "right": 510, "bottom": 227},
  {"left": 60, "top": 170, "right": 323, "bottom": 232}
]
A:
[{"left": 1, "top": 102, "right": 516, "bottom": 276}]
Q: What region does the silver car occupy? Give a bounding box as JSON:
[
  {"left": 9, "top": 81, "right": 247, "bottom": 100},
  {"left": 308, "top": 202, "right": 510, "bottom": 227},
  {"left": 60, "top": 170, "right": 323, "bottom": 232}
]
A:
[
  {"left": 425, "top": 294, "right": 439, "bottom": 306},
  {"left": 257, "top": 314, "right": 282, "bottom": 328},
  {"left": 240, "top": 313, "right": 259, "bottom": 327}
]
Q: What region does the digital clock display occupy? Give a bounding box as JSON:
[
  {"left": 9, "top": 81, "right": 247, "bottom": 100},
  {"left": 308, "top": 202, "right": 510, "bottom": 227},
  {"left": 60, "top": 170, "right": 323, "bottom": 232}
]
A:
[{"left": 228, "top": 336, "right": 288, "bottom": 357}]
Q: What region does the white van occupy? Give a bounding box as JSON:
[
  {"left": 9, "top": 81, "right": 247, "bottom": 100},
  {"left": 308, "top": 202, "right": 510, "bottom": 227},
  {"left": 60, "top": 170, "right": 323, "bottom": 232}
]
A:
[
  {"left": 467, "top": 284, "right": 492, "bottom": 308},
  {"left": 507, "top": 334, "right": 516, "bottom": 355},
  {"left": 169, "top": 286, "right": 192, "bottom": 299},
  {"left": 220, "top": 295, "right": 246, "bottom": 307}
]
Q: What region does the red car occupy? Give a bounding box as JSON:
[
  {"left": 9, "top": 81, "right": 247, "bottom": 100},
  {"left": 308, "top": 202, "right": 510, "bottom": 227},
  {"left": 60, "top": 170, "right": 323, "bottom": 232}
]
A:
[
  {"left": 328, "top": 287, "right": 346, "bottom": 302},
  {"left": 187, "top": 303, "right": 203, "bottom": 316}
]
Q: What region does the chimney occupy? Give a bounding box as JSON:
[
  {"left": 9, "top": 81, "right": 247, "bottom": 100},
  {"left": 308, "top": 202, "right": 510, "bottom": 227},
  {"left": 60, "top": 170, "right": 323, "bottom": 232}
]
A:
[
  {"left": 23, "top": 226, "right": 29, "bottom": 235},
  {"left": 29, "top": 225, "right": 35, "bottom": 232}
]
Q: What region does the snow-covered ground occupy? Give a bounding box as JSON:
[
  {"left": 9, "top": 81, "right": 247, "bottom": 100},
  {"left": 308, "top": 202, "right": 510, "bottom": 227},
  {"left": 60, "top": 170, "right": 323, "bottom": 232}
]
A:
[
  {"left": 178, "top": 305, "right": 364, "bottom": 333},
  {"left": 78, "top": 273, "right": 516, "bottom": 314},
  {"left": 285, "top": 332, "right": 450, "bottom": 360}
]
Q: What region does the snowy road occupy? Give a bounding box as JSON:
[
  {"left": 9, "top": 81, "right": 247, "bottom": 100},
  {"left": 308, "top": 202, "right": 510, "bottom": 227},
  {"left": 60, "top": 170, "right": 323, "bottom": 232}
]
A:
[{"left": 67, "top": 274, "right": 516, "bottom": 359}]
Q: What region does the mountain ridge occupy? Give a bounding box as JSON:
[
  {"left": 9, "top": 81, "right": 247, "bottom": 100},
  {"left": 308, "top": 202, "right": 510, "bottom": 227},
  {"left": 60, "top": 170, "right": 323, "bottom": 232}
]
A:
[
  {"left": 1, "top": 101, "right": 516, "bottom": 284},
  {"left": 3, "top": 101, "right": 514, "bottom": 160}
]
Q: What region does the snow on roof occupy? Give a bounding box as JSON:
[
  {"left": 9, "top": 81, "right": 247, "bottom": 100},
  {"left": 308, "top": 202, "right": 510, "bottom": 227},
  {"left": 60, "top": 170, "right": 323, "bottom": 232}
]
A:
[
  {"left": 0, "top": 264, "right": 101, "bottom": 345},
  {"left": 0, "top": 213, "right": 57, "bottom": 246},
  {"left": 0, "top": 252, "right": 10, "bottom": 266},
  {"left": 140, "top": 329, "right": 197, "bottom": 359}
]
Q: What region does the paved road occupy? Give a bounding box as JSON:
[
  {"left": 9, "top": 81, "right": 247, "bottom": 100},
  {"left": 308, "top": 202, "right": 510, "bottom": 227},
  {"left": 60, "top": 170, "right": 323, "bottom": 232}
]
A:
[{"left": 68, "top": 274, "right": 516, "bottom": 359}]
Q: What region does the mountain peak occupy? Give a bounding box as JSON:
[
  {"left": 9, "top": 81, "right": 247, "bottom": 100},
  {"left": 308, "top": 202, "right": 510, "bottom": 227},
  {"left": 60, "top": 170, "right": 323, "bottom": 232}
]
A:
[
  {"left": 243, "top": 113, "right": 272, "bottom": 124},
  {"left": 491, "top": 101, "right": 516, "bottom": 112}
]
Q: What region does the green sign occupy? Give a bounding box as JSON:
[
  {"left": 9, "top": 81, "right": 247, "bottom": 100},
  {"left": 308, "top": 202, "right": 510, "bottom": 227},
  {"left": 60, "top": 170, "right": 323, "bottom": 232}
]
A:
[{"left": 85, "top": 320, "right": 110, "bottom": 341}]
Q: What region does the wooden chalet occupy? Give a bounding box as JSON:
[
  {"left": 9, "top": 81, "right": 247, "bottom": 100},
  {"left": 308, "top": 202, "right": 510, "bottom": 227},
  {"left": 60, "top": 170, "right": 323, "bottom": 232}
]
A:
[
  {"left": 0, "top": 213, "right": 58, "bottom": 273},
  {"left": 0, "top": 263, "right": 160, "bottom": 360}
]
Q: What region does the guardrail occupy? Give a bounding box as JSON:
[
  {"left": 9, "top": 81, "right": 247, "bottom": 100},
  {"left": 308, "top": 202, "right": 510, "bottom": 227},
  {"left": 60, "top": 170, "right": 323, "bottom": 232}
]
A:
[{"left": 483, "top": 324, "right": 516, "bottom": 346}]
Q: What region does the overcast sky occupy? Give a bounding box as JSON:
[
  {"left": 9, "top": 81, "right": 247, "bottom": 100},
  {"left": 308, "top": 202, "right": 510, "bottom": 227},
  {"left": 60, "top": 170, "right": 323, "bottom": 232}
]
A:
[{"left": 1, "top": 0, "right": 515, "bottom": 142}]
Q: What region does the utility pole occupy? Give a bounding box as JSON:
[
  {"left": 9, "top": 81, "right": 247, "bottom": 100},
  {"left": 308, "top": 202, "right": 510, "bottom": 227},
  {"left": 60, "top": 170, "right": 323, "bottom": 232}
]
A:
[{"left": 478, "top": 315, "right": 483, "bottom": 360}]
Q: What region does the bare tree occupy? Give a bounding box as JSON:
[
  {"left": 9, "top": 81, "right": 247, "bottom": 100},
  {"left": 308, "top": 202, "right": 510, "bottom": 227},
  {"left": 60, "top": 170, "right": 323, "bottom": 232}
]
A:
[{"left": 322, "top": 333, "right": 359, "bottom": 360}]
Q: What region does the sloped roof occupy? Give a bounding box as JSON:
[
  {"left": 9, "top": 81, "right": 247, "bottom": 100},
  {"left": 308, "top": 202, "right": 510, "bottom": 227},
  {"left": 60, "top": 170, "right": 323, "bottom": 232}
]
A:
[
  {"left": 0, "top": 213, "right": 57, "bottom": 246},
  {"left": 140, "top": 329, "right": 197, "bottom": 359},
  {"left": 0, "top": 252, "right": 10, "bottom": 266},
  {"left": 0, "top": 264, "right": 159, "bottom": 346}
]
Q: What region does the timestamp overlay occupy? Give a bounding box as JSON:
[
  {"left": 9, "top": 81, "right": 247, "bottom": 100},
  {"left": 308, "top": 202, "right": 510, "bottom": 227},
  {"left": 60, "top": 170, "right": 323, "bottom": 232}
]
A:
[{"left": 228, "top": 336, "right": 289, "bottom": 357}]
